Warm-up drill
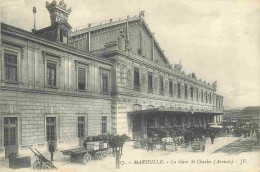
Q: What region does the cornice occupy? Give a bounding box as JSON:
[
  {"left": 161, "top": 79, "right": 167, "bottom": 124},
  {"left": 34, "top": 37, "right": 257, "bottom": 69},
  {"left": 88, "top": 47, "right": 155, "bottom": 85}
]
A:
[
  {"left": 109, "top": 51, "right": 215, "bottom": 90},
  {"left": 1, "top": 23, "right": 113, "bottom": 66}
]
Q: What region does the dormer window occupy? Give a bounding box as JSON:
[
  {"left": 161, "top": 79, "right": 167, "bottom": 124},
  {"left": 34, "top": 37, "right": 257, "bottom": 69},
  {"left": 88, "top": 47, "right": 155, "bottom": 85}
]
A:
[{"left": 60, "top": 29, "right": 68, "bottom": 43}]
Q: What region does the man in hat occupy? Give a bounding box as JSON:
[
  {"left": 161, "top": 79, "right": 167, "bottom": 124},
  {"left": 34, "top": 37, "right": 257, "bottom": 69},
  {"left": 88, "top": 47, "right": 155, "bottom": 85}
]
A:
[{"left": 49, "top": 142, "right": 55, "bottom": 161}]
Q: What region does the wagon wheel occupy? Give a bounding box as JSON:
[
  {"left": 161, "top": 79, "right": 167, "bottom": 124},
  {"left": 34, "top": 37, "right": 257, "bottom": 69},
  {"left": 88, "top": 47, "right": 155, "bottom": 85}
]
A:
[
  {"left": 42, "top": 162, "right": 52, "bottom": 169},
  {"left": 83, "top": 153, "right": 91, "bottom": 165},
  {"left": 100, "top": 152, "right": 107, "bottom": 160},
  {"left": 140, "top": 142, "right": 146, "bottom": 148},
  {"left": 33, "top": 160, "right": 42, "bottom": 170}
]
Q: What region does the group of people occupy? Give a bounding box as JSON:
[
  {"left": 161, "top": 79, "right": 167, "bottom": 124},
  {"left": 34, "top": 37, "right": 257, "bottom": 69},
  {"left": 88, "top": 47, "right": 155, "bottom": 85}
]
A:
[{"left": 146, "top": 126, "right": 217, "bottom": 152}]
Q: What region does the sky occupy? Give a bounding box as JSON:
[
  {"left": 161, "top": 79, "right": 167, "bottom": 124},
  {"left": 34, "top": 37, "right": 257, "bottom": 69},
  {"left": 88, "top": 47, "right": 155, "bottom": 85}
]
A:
[{"left": 1, "top": 0, "right": 260, "bottom": 108}]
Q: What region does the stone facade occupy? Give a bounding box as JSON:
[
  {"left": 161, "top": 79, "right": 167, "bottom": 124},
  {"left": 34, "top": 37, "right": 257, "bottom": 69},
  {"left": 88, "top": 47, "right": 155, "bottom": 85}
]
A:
[
  {"left": 0, "top": 20, "right": 112, "bottom": 157},
  {"left": 70, "top": 13, "right": 224, "bottom": 137},
  {"left": 1, "top": 0, "right": 224, "bottom": 157}
]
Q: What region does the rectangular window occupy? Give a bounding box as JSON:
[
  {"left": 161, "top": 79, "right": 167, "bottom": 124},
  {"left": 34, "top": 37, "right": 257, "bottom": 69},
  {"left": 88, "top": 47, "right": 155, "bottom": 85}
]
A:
[
  {"left": 134, "top": 67, "right": 140, "bottom": 91},
  {"left": 78, "top": 116, "right": 85, "bottom": 138},
  {"left": 46, "top": 117, "right": 56, "bottom": 142},
  {"left": 102, "top": 73, "right": 108, "bottom": 93},
  {"left": 196, "top": 88, "right": 199, "bottom": 101},
  {"left": 190, "top": 87, "right": 194, "bottom": 100},
  {"left": 169, "top": 80, "right": 173, "bottom": 96},
  {"left": 177, "top": 82, "right": 181, "bottom": 98},
  {"left": 148, "top": 72, "right": 153, "bottom": 93},
  {"left": 60, "top": 29, "right": 68, "bottom": 43},
  {"left": 184, "top": 84, "right": 188, "bottom": 99},
  {"left": 78, "top": 68, "right": 86, "bottom": 90},
  {"left": 158, "top": 116, "right": 165, "bottom": 125},
  {"left": 4, "top": 117, "right": 17, "bottom": 146},
  {"left": 47, "top": 62, "right": 56, "bottom": 87},
  {"left": 209, "top": 94, "right": 212, "bottom": 104},
  {"left": 159, "top": 76, "right": 164, "bottom": 95},
  {"left": 101, "top": 116, "right": 107, "bottom": 134},
  {"left": 4, "top": 53, "right": 18, "bottom": 82},
  {"left": 205, "top": 92, "right": 208, "bottom": 103},
  {"left": 176, "top": 115, "right": 182, "bottom": 126},
  {"left": 201, "top": 90, "right": 204, "bottom": 102}
]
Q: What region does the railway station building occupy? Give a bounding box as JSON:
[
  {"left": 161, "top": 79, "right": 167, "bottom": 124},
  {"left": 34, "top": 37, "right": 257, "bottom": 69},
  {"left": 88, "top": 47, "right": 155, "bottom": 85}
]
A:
[{"left": 0, "top": 0, "right": 224, "bottom": 158}]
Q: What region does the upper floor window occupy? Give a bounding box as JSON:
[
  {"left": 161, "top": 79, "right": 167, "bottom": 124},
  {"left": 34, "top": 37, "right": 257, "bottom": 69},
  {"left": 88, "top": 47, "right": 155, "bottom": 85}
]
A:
[
  {"left": 209, "top": 94, "right": 212, "bottom": 104},
  {"left": 4, "top": 53, "right": 18, "bottom": 82},
  {"left": 177, "top": 82, "right": 181, "bottom": 98},
  {"left": 184, "top": 84, "right": 188, "bottom": 99},
  {"left": 134, "top": 67, "right": 140, "bottom": 91},
  {"left": 78, "top": 68, "right": 86, "bottom": 90},
  {"left": 102, "top": 73, "right": 108, "bottom": 93},
  {"left": 60, "top": 29, "right": 68, "bottom": 43},
  {"left": 169, "top": 80, "right": 173, "bottom": 97},
  {"left": 196, "top": 88, "right": 199, "bottom": 101},
  {"left": 190, "top": 87, "right": 194, "bottom": 100},
  {"left": 205, "top": 92, "right": 208, "bottom": 103},
  {"left": 148, "top": 72, "right": 153, "bottom": 93},
  {"left": 201, "top": 90, "right": 204, "bottom": 102},
  {"left": 159, "top": 75, "right": 164, "bottom": 95},
  {"left": 47, "top": 62, "right": 57, "bottom": 87}
]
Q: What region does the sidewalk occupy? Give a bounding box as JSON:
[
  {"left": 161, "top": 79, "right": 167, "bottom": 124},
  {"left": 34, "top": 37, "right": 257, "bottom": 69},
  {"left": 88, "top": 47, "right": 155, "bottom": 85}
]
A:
[{"left": 205, "top": 136, "right": 241, "bottom": 154}]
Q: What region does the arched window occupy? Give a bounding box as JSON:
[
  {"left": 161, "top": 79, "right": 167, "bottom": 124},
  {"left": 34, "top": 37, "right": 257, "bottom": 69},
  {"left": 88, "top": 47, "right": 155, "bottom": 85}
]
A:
[{"left": 132, "top": 104, "right": 142, "bottom": 111}]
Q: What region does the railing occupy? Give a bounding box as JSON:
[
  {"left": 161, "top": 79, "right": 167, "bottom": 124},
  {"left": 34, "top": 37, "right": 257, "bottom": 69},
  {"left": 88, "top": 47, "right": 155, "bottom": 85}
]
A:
[{"left": 71, "top": 14, "right": 139, "bottom": 33}]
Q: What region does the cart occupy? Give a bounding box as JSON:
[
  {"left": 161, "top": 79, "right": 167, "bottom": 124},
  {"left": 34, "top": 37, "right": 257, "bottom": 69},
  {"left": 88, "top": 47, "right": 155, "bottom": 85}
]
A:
[
  {"left": 61, "top": 147, "right": 108, "bottom": 164},
  {"left": 191, "top": 140, "right": 205, "bottom": 152},
  {"left": 29, "top": 148, "right": 57, "bottom": 170},
  {"left": 133, "top": 139, "right": 147, "bottom": 149}
]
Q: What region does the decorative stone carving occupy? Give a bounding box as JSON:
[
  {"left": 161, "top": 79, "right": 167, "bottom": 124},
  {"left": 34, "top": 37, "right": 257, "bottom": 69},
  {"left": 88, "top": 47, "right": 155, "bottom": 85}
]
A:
[
  {"left": 118, "top": 34, "right": 126, "bottom": 51},
  {"left": 118, "top": 30, "right": 129, "bottom": 52},
  {"left": 212, "top": 81, "right": 217, "bottom": 89},
  {"left": 127, "top": 69, "right": 132, "bottom": 87}
]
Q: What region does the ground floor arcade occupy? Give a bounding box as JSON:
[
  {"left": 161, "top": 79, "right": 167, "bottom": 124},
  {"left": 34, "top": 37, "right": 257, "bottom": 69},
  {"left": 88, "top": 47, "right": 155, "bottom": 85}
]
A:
[{"left": 128, "top": 108, "right": 222, "bottom": 139}]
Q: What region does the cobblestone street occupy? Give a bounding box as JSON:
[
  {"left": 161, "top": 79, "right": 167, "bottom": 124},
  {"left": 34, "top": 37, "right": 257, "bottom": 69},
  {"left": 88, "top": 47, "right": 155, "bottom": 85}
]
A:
[{"left": 1, "top": 136, "right": 259, "bottom": 172}]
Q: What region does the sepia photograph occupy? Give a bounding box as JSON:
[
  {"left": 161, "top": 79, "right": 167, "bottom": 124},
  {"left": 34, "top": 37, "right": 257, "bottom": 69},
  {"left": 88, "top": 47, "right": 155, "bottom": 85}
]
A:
[{"left": 0, "top": 0, "right": 259, "bottom": 172}]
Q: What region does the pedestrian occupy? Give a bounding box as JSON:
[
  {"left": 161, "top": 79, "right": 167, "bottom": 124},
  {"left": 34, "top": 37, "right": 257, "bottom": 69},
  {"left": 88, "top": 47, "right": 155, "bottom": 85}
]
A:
[
  {"left": 147, "top": 137, "right": 153, "bottom": 151},
  {"left": 202, "top": 135, "right": 206, "bottom": 151},
  {"left": 115, "top": 149, "right": 121, "bottom": 169},
  {"left": 210, "top": 133, "right": 215, "bottom": 145},
  {"left": 49, "top": 142, "right": 55, "bottom": 161}
]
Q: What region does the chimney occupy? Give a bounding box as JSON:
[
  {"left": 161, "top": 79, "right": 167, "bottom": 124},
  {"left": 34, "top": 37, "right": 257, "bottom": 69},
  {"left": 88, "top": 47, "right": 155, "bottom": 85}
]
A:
[{"left": 32, "top": 6, "right": 37, "bottom": 32}]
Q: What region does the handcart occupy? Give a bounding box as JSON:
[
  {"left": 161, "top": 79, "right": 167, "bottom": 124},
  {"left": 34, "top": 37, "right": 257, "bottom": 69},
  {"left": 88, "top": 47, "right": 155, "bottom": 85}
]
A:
[
  {"left": 191, "top": 140, "right": 205, "bottom": 152},
  {"left": 61, "top": 147, "right": 109, "bottom": 164},
  {"left": 133, "top": 139, "right": 147, "bottom": 149},
  {"left": 30, "top": 148, "right": 57, "bottom": 170}
]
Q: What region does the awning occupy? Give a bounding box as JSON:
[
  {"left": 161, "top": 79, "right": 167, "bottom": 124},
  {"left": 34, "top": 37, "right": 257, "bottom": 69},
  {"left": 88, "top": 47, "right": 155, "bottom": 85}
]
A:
[{"left": 128, "top": 107, "right": 223, "bottom": 115}]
